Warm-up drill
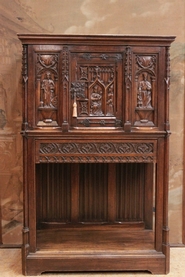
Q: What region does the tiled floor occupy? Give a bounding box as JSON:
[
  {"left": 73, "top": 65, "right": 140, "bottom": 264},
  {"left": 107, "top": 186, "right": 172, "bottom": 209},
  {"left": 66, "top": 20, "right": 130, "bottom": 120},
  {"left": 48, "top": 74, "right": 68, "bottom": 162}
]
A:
[{"left": 0, "top": 248, "right": 185, "bottom": 276}]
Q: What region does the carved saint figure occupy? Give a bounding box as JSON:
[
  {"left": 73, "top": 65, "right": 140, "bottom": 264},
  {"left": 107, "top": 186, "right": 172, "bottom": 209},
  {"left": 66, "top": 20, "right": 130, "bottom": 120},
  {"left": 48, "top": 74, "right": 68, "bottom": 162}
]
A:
[
  {"left": 41, "top": 72, "right": 55, "bottom": 107},
  {"left": 90, "top": 85, "right": 103, "bottom": 115},
  {"left": 138, "top": 73, "right": 152, "bottom": 108}
]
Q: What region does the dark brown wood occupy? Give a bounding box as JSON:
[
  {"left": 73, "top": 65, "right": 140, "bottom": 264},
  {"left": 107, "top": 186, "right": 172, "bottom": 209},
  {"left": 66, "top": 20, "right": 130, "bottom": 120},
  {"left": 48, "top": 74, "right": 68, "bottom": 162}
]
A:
[{"left": 18, "top": 34, "right": 175, "bottom": 275}]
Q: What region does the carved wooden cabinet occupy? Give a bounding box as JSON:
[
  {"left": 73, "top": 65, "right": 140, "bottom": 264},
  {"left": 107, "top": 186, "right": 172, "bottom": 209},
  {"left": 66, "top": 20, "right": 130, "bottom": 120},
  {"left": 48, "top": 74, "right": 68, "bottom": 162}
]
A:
[{"left": 18, "top": 34, "right": 175, "bottom": 275}]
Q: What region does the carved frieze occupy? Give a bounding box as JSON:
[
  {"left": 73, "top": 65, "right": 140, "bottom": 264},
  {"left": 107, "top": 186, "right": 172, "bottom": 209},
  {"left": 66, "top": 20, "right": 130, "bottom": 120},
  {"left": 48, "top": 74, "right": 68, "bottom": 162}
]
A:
[
  {"left": 38, "top": 140, "right": 155, "bottom": 162},
  {"left": 39, "top": 142, "right": 154, "bottom": 154},
  {"left": 39, "top": 155, "right": 154, "bottom": 163},
  {"left": 81, "top": 53, "right": 122, "bottom": 61}
]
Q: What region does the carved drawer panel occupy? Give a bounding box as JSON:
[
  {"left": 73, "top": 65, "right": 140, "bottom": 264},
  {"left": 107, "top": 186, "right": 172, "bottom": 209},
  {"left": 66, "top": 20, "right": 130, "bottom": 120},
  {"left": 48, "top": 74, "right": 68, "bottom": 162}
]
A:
[{"left": 35, "top": 140, "right": 157, "bottom": 163}]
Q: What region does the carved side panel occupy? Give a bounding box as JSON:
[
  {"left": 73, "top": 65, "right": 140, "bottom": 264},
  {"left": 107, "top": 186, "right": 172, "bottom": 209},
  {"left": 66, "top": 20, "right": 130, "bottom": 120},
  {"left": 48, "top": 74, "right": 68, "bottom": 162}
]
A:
[
  {"left": 36, "top": 54, "right": 59, "bottom": 126},
  {"left": 70, "top": 52, "right": 123, "bottom": 128},
  {"left": 134, "top": 55, "right": 157, "bottom": 126}
]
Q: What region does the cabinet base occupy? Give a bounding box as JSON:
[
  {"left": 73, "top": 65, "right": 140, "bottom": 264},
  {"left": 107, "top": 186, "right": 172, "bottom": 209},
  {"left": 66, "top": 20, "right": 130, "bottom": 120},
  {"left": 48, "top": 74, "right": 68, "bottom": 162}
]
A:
[{"left": 23, "top": 251, "right": 168, "bottom": 275}]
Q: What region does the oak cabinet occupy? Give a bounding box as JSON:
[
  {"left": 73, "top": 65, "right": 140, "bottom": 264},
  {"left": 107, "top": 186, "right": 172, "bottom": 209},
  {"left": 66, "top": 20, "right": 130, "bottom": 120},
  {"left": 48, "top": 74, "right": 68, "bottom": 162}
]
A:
[{"left": 18, "top": 34, "right": 175, "bottom": 275}]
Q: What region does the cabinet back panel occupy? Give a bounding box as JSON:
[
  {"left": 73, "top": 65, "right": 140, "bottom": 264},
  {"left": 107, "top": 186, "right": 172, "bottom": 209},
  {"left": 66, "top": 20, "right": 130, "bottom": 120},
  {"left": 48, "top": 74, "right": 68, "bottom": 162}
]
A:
[
  {"left": 36, "top": 164, "right": 71, "bottom": 224},
  {"left": 36, "top": 163, "right": 149, "bottom": 226},
  {"left": 79, "top": 164, "right": 108, "bottom": 222}
]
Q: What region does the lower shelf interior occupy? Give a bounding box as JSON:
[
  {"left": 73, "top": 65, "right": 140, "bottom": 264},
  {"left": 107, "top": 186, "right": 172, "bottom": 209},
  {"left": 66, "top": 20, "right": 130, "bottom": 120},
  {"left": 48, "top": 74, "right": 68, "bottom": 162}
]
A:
[
  {"left": 35, "top": 163, "right": 155, "bottom": 254},
  {"left": 36, "top": 227, "right": 154, "bottom": 253}
]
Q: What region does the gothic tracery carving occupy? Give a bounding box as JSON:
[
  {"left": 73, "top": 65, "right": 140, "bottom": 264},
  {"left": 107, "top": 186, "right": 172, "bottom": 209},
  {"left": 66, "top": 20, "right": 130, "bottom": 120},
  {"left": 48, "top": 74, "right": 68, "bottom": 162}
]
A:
[
  {"left": 136, "top": 55, "right": 156, "bottom": 75},
  {"left": 74, "top": 65, "right": 115, "bottom": 118},
  {"left": 37, "top": 54, "right": 58, "bottom": 75}
]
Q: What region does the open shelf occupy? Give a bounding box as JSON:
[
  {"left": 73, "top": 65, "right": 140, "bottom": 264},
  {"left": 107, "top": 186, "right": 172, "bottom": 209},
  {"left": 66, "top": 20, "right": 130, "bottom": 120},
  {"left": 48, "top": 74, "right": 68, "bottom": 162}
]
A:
[{"left": 36, "top": 226, "right": 154, "bottom": 253}]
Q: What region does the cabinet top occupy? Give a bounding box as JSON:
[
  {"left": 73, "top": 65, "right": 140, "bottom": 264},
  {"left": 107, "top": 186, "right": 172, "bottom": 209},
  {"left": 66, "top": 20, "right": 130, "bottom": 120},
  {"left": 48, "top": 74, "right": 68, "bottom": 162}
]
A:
[{"left": 17, "top": 34, "right": 175, "bottom": 46}]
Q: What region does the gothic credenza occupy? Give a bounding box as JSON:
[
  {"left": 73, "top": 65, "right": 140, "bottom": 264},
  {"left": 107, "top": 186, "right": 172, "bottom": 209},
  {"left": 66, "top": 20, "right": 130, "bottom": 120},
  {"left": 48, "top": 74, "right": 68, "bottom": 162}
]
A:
[{"left": 18, "top": 34, "right": 175, "bottom": 275}]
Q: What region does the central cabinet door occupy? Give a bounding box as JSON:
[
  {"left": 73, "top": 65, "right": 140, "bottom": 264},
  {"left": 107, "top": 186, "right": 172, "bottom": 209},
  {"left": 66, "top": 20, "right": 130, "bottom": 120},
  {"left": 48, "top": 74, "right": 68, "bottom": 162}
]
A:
[
  {"left": 36, "top": 163, "right": 153, "bottom": 228},
  {"left": 69, "top": 46, "right": 124, "bottom": 129}
]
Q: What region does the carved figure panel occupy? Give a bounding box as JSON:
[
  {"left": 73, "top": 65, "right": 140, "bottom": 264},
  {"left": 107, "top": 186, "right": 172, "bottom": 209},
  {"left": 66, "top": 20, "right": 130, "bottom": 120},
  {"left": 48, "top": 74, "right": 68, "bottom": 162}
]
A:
[
  {"left": 36, "top": 54, "right": 59, "bottom": 126},
  {"left": 137, "top": 72, "right": 152, "bottom": 109},
  {"left": 134, "top": 54, "right": 157, "bottom": 126},
  {"left": 40, "top": 72, "right": 57, "bottom": 108}
]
